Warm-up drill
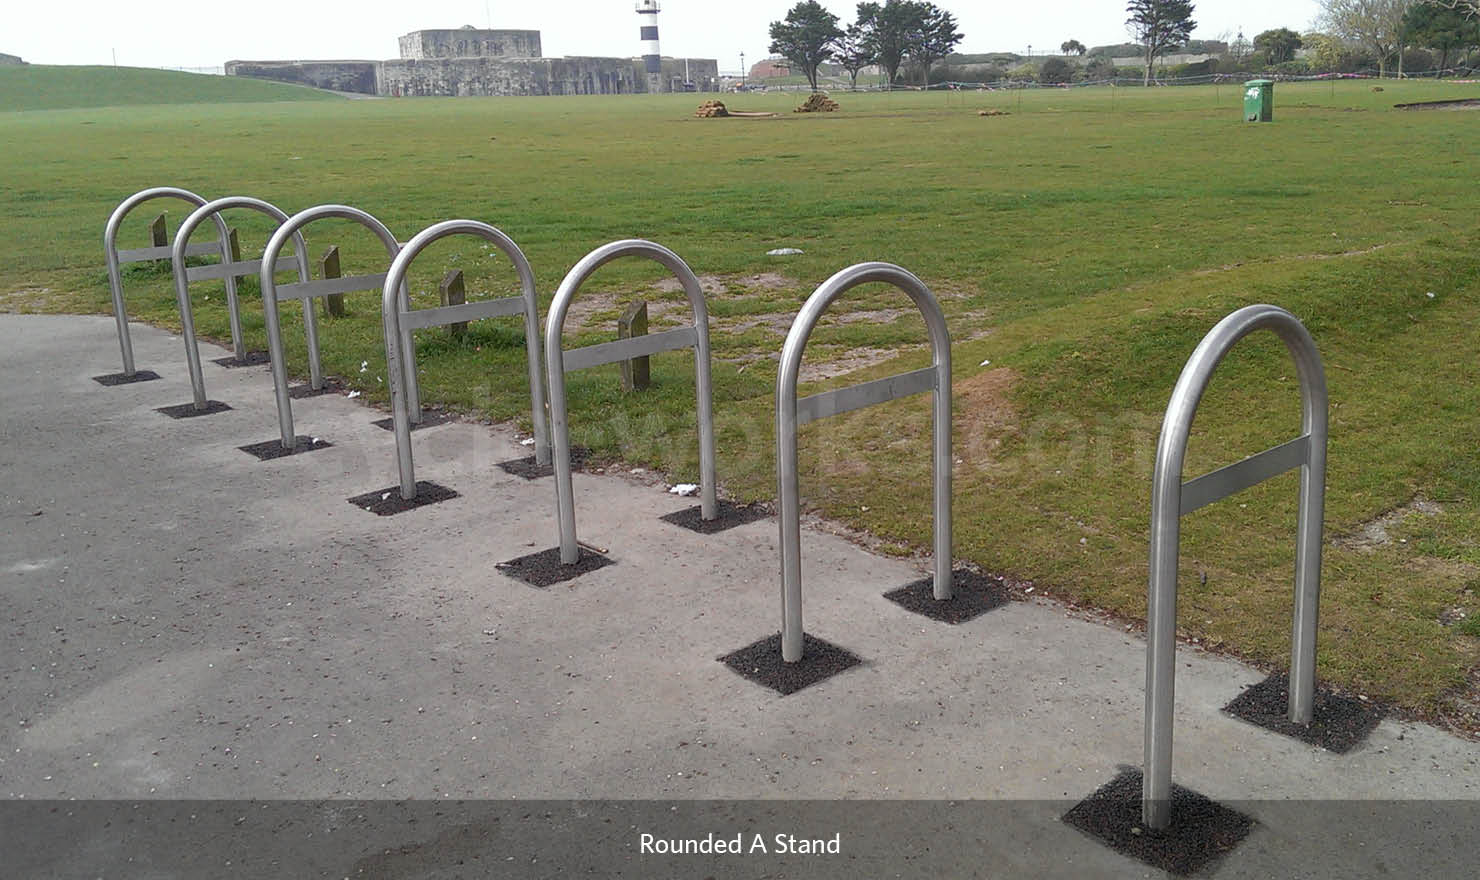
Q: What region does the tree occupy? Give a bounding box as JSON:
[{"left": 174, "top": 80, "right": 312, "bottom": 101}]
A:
[
  {"left": 1061, "top": 39, "right": 1088, "bottom": 55},
  {"left": 834, "top": 24, "right": 875, "bottom": 89},
  {"left": 1039, "top": 56, "right": 1076, "bottom": 82},
  {"left": 909, "top": 4, "right": 965, "bottom": 86},
  {"left": 1126, "top": 0, "right": 1197, "bottom": 86},
  {"left": 856, "top": 0, "right": 917, "bottom": 86},
  {"left": 768, "top": 1, "right": 844, "bottom": 92},
  {"left": 1405, "top": 1, "right": 1480, "bottom": 71},
  {"left": 1319, "top": 0, "right": 1412, "bottom": 77},
  {"left": 1229, "top": 29, "right": 1253, "bottom": 65},
  {"left": 1254, "top": 27, "right": 1304, "bottom": 63}
]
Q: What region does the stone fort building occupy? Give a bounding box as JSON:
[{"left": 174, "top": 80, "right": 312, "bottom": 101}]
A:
[{"left": 226, "top": 26, "right": 717, "bottom": 97}]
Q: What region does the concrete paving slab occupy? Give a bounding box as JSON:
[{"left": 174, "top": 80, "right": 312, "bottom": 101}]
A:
[{"left": 2, "top": 314, "right": 1477, "bottom": 878}]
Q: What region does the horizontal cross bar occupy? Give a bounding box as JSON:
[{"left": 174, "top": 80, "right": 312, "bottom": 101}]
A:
[
  {"left": 561, "top": 326, "right": 697, "bottom": 373},
  {"left": 400, "top": 295, "right": 526, "bottom": 331},
  {"left": 797, "top": 366, "right": 937, "bottom": 426},
  {"left": 185, "top": 257, "right": 296, "bottom": 282},
  {"left": 1180, "top": 434, "right": 1310, "bottom": 515},
  {"left": 117, "top": 241, "right": 218, "bottom": 263},
  {"left": 275, "top": 272, "right": 387, "bottom": 303}
]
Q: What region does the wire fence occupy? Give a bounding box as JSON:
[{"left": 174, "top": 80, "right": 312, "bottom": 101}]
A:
[{"left": 745, "top": 66, "right": 1480, "bottom": 93}]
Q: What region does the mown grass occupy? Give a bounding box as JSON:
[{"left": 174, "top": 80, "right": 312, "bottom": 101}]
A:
[
  {"left": 2, "top": 70, "right": 1478, "bottom": 726},
  {"left": 0, "top": 65, "right": 341, "bottom": 112}
]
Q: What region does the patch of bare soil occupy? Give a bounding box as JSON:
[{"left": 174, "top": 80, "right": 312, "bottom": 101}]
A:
[
  {"left": 798, "top": 346, "right": 917, "bottom": 382},
  {"left": 558, "top": 293, "right": 690, "bottom": 333},
  {"left": 954, "top": 367, "right": 1021, "bottom": 460},
  {"left": 1331, "top": 497, "right": 1442, "bottom": 551},
  {"left": 1395, "top": 98, "right": 1480, "bottom": 111}
]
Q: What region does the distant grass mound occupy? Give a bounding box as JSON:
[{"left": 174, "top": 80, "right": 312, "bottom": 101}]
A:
[{"left": 0, "top": 65, "right": 343, "bottom": 112}]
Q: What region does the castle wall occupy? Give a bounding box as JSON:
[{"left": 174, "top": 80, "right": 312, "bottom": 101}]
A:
[
  {"left": 0, "top": 53, "right": 26, "bottom": 66},
  {"left": 380, "top": 57, "right": 639, "bottom": 97},
  {"left": 398, "top": 29, "right": 542, "bottom": 60},
  {"left": 224, "top": 60, "right": 379, "bottom": 94}
]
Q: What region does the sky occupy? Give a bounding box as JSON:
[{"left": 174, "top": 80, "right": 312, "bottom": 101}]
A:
[{"left": 9, "top": 1, "right": 1326, "bottom": 72}]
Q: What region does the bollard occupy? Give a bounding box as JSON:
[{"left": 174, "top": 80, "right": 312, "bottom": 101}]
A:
[
  {"left": 439, "top": 269, "right": 468, "bottom": 340},
  {"left": 320, "top": 246, "right": 347, "bottom": 318},
  {"left": 618, "top": 299, "right": 650, "bottom": 392}
]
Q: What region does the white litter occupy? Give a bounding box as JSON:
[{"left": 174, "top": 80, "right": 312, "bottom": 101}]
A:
[
  {"left": 359, "top": 361, "right": 368, "bottom": 373},
  {"left": 767, "top": 248, "right": 804, "bottom": 256},
  {"left": 980, "top": 359, "right": 991, "bottom": 367},
  {"left": 1427, "top": 292, "right": 1436, "bottom": 299},
  {"left": 669, "top": 483, "right": 699, "bottom": 497},
  {"left": 381, "top": 493, "right": 391, "bottom": 501},
  {"left": 346, "top": 391, "right": 361, "bottom": 399},
  {"left": 520, "top": 437, "right": 536, "bottom": 446}
]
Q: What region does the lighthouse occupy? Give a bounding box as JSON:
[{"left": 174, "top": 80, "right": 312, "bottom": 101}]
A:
[{"left": 636, "top": 0, "right": 662, "bottom": 93}]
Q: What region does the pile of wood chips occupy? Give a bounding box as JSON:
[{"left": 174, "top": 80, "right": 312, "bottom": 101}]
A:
[
  {"left": 795, "top": 93, "right": 839, "bottom": 113},
  {"left": 694, "top": 100, "right": 730, "bottom": 117},
  {"left": 978, "top": 108, "right": 1010, "bottom": 116}
]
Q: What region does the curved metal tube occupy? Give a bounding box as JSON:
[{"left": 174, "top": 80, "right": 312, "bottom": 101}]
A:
[
  {"left": 775, "top": 262, "right": 952, "bottom": 662},
  {"left": 172, "top": 197, "right": 310, "bottom": 409},
  {"left": 103, "top": 187, "right": 240, "bottom": 374},
  {"left": 382, "top": 219, "right": 550, "bottom": 500},
  {"left": 1142, "top": 303, "right": 1328, "bottom": 829},
  {"left": 260, "top": 204, "right": 404, "bottom": 450},
  {"left": 544, "top": 239, "right": 717, "bottom": 564}
]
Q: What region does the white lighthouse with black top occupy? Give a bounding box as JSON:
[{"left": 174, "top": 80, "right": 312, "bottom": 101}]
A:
[{"left": 636, "top": 0, "right": 662, "bottom": 92}]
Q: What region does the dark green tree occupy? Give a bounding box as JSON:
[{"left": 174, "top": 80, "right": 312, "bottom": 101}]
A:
[
  {"left": 1061, "top": 39, "right": 1088, "bottom": 55},
  {"left": 1405, "top": 2, "right": 1480, "bottom": 72},
  {"left": 856, "top": 0, "right": 916, "bottom": 85},
  {"left": 909, "top": 4, "right": 965, "bottom": 85},
  {"left": 1039, "top": 56, "right": 1076, "bottom": 83},
  {"left": 1253, "top": 27, "right": 1304, "bottom": 63},
  {"left": 768, "top": 1, "right": 845, "bottom": 91},
  {"left": 1126, "top": 0, "right": 1197, "bottom": 85},
  {"left": 834, "top": 24, "right": 875, "bottom": 89}
]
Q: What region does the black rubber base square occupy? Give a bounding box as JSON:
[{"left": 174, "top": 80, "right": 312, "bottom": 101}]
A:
[
  {"left": 93, "top": 370, "right": 161, "bottom": 386},
  {"left": 496, "top": 546, "right": 614, "bottom": 588},
  {"left": 1062, "top": 768, "right": 1254, "bottom": 877},
  {"left": 497, "top": 445, "right": 590, "bottom": 480},
  {"left": 239, "top": 436, "right": 333, "bottom": 460},
  {"left": 347, "top": 481, "right": 460, "bottom": 516},
  {"left": 883, "top": 568, "right": 1011, "bottom": 624},
  {"left": 155, "top": 400, "right": 232, "bottom": 419},
  {"left": 717, "top": 633, "right": 862, "bottom": 696},
  {"left": 212, "top": 351, "right": 271, "bottom": 368},
  {"left": 1222, "top": 673, "right": 1385, "bottom": 753},
  {"left": 371, "top": 410, "right": 454, "bottom": 431},
  {"left": 288, "top": 382, "right": 342, "bottom": 400},
  {"left": 660, "top": 499, "right": 770, "bottom": 534}
]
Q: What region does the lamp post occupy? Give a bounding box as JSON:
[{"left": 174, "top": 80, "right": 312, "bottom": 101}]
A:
[{"left": 740, "top": 51, "right": 746, "bottom": 87}]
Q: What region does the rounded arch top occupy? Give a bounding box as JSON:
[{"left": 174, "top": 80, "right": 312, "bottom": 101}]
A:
[
  {"left": 262, "top": 203, "right": 400, "bottom": 279},
  {"left": 173, "top": 195, "right": 303, "bottom": 263},
  {"left": 383, "top": 219, "right": 537, "bottom": 318},
  {"left": 104, "top": 186, "right": 210, "bottom": 249},
  {"left": 545, "top": 239, "right": 710, "bottom": 353},
  {"left": 777, "top": 262, "right": 951, "bottom": 404}
]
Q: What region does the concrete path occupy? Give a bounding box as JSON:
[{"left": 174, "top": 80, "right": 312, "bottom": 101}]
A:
[{"left": 1, "top": 314, "right": 1476, "bottom": 878}]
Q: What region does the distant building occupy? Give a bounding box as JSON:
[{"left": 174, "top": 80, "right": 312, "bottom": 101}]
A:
[
  {"left": 0, "top": 53, "right": 27, "bottom": 66},
  {"left": 226, "top": 25, "right": 717, "bottom": 96},
  {"left": 749, "top": 57, "right": 791, "bottom": 79}
]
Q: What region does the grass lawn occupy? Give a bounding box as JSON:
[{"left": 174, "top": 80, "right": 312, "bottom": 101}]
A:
[{"left": 2, "top": 70, "right": 1478, "bottom": 731}]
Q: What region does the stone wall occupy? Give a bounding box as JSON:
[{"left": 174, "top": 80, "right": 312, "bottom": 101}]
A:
[
  {"left": 657, "top": 58, "right": 719, "bottom": 91},
  {"left": 0, "top": 53, "right": 26, "bottom": 65},
  {"left": 381, "top": 56, "right": 638, "bottom": 97},
  {"left": 225, "top": 60, "right": 379, "bottom": 94},
  {"left": 398, "top": 29, "right": 542, "bottom": 60}
]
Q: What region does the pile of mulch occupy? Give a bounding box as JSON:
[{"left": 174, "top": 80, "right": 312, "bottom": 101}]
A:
[
  {"left": 694, "top": 100, "right": 730, "bottom": 117},
  {"left": 978, "top": 108, "right": 1010, "bottom": 116},
  {"left": 795, "top": 92, "right": 839, "bottom": 113}
]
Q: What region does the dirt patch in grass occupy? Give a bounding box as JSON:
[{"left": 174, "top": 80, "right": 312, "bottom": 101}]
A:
[
  {"left": 1332, "top": 497, "right": 1442, "bottom": 551},
  {"left": 954, "top": 367, "right": 1021, "bottom": 459},
  {"left": 653, "top": 272, "right": 792, "bottom": 296},
  {"left": 558, "top": 292, "right": 691, "bottom": 333},
  {"left": 798, "top": 345, "right": 918, "bottom": 382},
  {"left": 1395, "top": 98, "right": 1480, "bottom": 111}
]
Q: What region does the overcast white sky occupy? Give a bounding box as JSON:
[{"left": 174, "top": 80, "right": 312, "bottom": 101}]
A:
[{"left": 11, "top": 1, "right": 1324, "bottom": 71}]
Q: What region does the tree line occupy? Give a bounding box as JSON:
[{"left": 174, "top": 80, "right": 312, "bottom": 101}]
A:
[{"left": 767, "top": 1, "right": 964, "bottom": 91}]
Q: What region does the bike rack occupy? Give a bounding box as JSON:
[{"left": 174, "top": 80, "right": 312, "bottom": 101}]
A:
[
  {"left": 257, "top": 204, "right": 409, "bottom": 454},
  {"left": 545, "top": 239, "right": 717, "bottom": 565},
  {"left": 1142, "top": 303, "right": 1328, "bottom": 830},
  {"left": 170, "top": 197, "right": 311, "bottom": 412},
  {"left": 775, "top": 262, "right": 952, "bottom": 663},
  {"left": 381, "top": 219, "right": 550, "bottom": 500},
  {"left": 103, "top": 186, "right": 241, "bottom": 378}
]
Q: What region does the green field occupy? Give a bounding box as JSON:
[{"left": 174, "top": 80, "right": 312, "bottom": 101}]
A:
[{"left": 3, "top": 69, "right": 1479, "bottom": 731}]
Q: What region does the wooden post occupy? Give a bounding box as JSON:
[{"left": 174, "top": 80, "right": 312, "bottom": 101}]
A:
[
  {"left": 320, "top": 246, "right": 346, "bottom": 317},
  {"left": 149, "top": 212, "right": 168, "bottom": 268},
  {"left": 439, "top": 269, "right": 467, "bottom": 340},
  {"left": 227, "top": 227, "right": 241, "bottom": 262},
  {"left": 618, "top": 299, "right": 650, "bottom": 392}
]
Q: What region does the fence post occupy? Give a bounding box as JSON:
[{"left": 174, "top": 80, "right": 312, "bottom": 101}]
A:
[
  {"left": 439, "top": 269, "right": 468, "bottom": 340},
  {"left": 619, "top": 299, "right": 650, "bottom": 392},
  {"left": 320, "top": 246, "right": 347, "bottom": 317},
  {"left": 149, "top": 213, "right": 168, "bottom": 267},
  {"left": 227, "top": 227, "right": 241, "bottom": 263}
]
